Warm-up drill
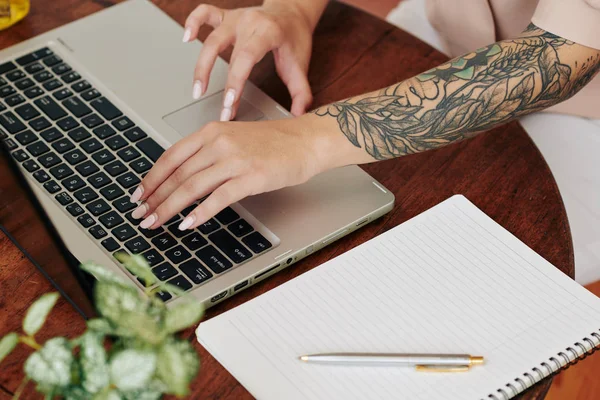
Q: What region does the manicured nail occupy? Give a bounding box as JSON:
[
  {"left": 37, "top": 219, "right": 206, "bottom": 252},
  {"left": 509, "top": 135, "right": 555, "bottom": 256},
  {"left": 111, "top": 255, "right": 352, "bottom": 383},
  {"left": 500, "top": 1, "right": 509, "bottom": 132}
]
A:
[
  {"left": 220, "top": 107, "right": 232, "bottom": 122},
  {"left": 131, "top": 203, "right": 149, "bottom": 219},
  {"left": 129, "top": 186, "right": 144, "bottom": 203},
  {"left": 140, "top": 213, "right": 157, "bottom": 229},
  {"left": 178, "top": 215, "right": 196, "bottom": 231},
  {"left": 192, "top": 80, "right": 203, "bottom": 100},
  {"left": 223, "top": 88, "right": 235, "bottom": 108},
  {"left": 182, "top": 28, "right": 191, "bottom": 43}
]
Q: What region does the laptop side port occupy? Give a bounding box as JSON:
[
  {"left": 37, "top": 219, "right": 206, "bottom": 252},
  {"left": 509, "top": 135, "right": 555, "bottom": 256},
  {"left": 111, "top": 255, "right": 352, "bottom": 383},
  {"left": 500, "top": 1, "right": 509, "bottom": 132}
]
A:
[
  {"left": 210, "top": 290, "right": 228, "bottom": 303},
  {"left": 234, "top": 280, "right": 249, "bottom": 292},
  {"left": 254, "top": 263, "right": 280, "bottom": 281}
]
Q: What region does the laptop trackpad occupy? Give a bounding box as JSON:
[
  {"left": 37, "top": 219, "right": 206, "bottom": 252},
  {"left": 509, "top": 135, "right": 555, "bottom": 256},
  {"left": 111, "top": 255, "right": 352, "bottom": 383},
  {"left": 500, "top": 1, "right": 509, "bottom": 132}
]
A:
[{"left": 163, "top": 90, "right": 265, "bottom": 137}]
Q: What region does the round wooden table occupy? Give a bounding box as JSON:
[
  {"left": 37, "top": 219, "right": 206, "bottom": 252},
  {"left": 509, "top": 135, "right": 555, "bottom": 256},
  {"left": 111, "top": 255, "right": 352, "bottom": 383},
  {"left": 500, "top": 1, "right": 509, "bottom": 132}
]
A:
[{"left": 0, "top": 1, "right": 574, "bottom": 399}]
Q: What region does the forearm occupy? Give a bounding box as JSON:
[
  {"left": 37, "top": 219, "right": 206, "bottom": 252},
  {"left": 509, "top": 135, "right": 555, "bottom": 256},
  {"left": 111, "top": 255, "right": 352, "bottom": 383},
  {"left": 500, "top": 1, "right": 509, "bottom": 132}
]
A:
[
  {"left": 263, "top": 0, "right": 328, "bottom": 31},
  {"left": 307, "top": 24, "right": 600, "bottom": 166}
]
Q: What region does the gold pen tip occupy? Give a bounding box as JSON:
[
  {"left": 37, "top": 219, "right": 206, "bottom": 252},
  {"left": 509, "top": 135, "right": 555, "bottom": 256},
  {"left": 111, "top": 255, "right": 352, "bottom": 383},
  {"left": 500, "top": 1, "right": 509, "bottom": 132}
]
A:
[
  {"left": 470, "top": 356, "right": 485, "bottom": 365},
  {"left": 299, "top": 356, "right": 309, "bottom": 362}
]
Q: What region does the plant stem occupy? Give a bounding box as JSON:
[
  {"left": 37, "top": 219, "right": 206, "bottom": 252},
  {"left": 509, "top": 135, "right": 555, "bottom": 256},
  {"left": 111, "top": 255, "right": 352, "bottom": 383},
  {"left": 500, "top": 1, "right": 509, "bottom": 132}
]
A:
[
  {"left": 12, "top": 377, "right": 29, "bottom": 400},
  {"left": 19, "top": 336, "right": 41, "bottom": 350}
]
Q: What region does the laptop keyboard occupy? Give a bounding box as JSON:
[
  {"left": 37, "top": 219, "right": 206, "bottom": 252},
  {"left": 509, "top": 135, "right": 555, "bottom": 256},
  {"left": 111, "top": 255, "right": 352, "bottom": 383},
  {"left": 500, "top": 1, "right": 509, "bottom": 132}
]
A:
[{"left": 0, "top": 47, "right": 275, "bottom": 302}]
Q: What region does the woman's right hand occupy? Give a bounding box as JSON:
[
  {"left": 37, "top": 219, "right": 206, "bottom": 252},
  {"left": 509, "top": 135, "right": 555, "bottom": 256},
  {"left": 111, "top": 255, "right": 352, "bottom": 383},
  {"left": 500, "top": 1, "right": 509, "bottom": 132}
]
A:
[{"left": 183, "top": 2, "right": 315, "bottom": 121}]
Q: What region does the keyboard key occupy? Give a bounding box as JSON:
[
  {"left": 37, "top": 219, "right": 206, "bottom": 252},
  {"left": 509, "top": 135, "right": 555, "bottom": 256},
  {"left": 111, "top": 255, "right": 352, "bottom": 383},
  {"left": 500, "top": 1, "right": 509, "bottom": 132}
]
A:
[
  {"left": 88, "top": 171, "right": 111, "bottom": 188},
  {"left": 53, "top": 88, "right": 72, "bottom": 100},
  {"left": 141, "top": 249, "right": 164, "bottom": 267},
  {"left": 74, "top": 186, "right": 99, "bottom": 204},
  {"left": 208, "top": 229, "right": 252, "bottom": 264},
  {"left": 61, "top": 175, "right": 85, "bottom": 191},
  {"left": 155, "top": 290, "right": 172, "bottom": 302},
  {"left": 80, "top": 138, "right": 103, "bottom": 154},
  {"left": 87, "top": 198, "right": 111, "bottom": 216},
  {"left": 62, "top": 71, "right": 81, "bottom": 84},
  {"left": 15, "top": 129, "right": 37, "bottom": 145},
  {"left": 123, "top": 127, "right": 147, "bottom": 142},
  {"left": 22, "top": 159, "right": 40, "bottom": 172},
  {"left": 152, "top": 263, "right": 178, "bottom": 281},
  {"left": 130, "top": 157, "right": 151, "bottom": 174},
  {"left": 180, "top": 259, "right": 213, "bottom": 285},
  {"left": 0, "top": 61, "right": 16, "bottom": 74},
  {"left": 6, "top": 70, "right": 25, "bottom": 81},
  {"left": 113, "top": 196, "right": 136, "bottom": 213},
  {"left": 81, "top": 88, "right": 100, "bottom": 101},
  {"left": 228, "top": 219, "right": 254, "bottom": 237},
  {"left": 43, "top": 79, "right": 62, "bottom": 91},
  {"left": 0, "top": 85, "right": 16, "bottom": 98},
  {"left": 125, "top": 210, "right": 142, "bottom": 225},
  {"left": 66, "top": 203, "right": 84, "bottom": 216},
  {"left": 15, "top": 77, "right": 35, "bottom": 90},
  {"left": 166, "top": 275, "right": 192, "bottom": 291},
  {"left": 24, "top": 86, "right": 44, "bottom": 99},
  {"left": 15, "top": 104, "right": 40, "bottom": 121},
  {"left": 62, "top": 97, "right": 92, "bottom": 118},
  {"left": 124, "top": 236, "right": 150, "bottom": 253},
  {"left": 167, "top": 222, "right": 191, "bottom": 239},
  {"left": 33, "top": 71, "right": 53, "bottom": 83},
  {"left": 24, "top": 62, "right": 43, "bottom": 74},
  {"left": 139, "top": 226, "right": 164, "bottom": 238},
  {"left": 92, "top": 124, "right": 116, "bottom": 139},
  {"left": 57, "top": 116, "right": 79, "bottom": 131},
  {"left": 12, "top": 149, "right": 29, "bottom": 162},
  {"left": 198, "top": 218, "right": 220, "bottom": 235},
  {"left": 29, "top": 116, "right": 51, "bottom": 131},
  {"left": 105, "top": 135, "right": 127, "bottom": 151},
  {"left": 77, "top": 213, "right": 95, "bottom": 228},
  {"left": 117, "top": 146, "right": 140, "bottom": 162},
  {"left": 0, "top": 111, "right": 26, "bottom": 134},
  {"left": 181, "top": 232, "right": 208, "bottom": 251},
  {"left": 75, "top": 160, "right": 99, "bottom": 177},
  {"left": 71, "top": 80, "right": 91, "bottom": 93},
  {"left": 49, "top": 163, "right": 74, "bottom": 180},
  {"left": 151, "top": 232, "right": 177, "bottom": 251},
  {"left": 68, "top": 127, "right": 91, "bottom": 142},
  {"left": 99, "top": 211, "right": 124, "bottom": 229},
  {"left": 0, "top": 101, "right": 5, "bottom": 111},
  {"left": 42, "top": 55, "right": 62, "bottom": 67},
  {"left": 181, "top": 204, "right": 197, "bottom": 217},
  {"left": 112, "top": 116, "right": 134, "bottom": 131},
  {"left": 104, "top": 160, "right": 127, "bottom": 177},
  {"left": 92, "top": 149, "right": 115, "bottom": 165},
  {"left": 43, "top": 180, "right": 61, "bottom": 194},
  {"left": 51, "top": 137, "right": 75, "bottom": 153},
  {"left": 196, "top": 245, "right": 232, "bottom": 274},
  {"left": 33, "top": 170, "right": 50, "bottom": 183},
  {"left": 136, "top": 137, "right": 164, "bottom": 162},
  {"left": 165, "top": 245, "right": 191, "bottom": 264},
  {"left": 16, "top": 48, "right": 53, "bottom": 66},
  {"left": 99, "top": 183, "right": 124, "bottom": 201},
  {"left": 40, "top": 127, "right": 62, "bottom": 142},
  {"left": 242, "top": 232, "right": 272, "bottom": 254},
  {"left": 3, "top": 138, "right": 16, "bottom": 150},
  {"left": 55, "top": 191, "right": 73, "bottom": 206},
  {"left": 38, "top": 152, "right": 60, "bottom": 168},
  {"left": 52, "top": 63, "right": 71, "bottom": 75},
  {"left": 116, "top": 172, "right": 140, "bottom": 189},
  {"left": 101, "top": 237, "right": 119, "bottom": 252},
  {"left": 5, "top": 94, "right": 25, "bottom": 107},
  {"left": 89, "top": 225, "right": 108, "bottom": 239},
  {"left": 91, "top": 97, "right": 122, "bottom": 120},
  {"left": 63, "top": 149, "right": 87, "bottom": 165},
  {"left": 26, "top": 140, "right": 50, "bottom": 157},
  {"left": 82, "top": 113, "right": 102, "bottom": 128}
]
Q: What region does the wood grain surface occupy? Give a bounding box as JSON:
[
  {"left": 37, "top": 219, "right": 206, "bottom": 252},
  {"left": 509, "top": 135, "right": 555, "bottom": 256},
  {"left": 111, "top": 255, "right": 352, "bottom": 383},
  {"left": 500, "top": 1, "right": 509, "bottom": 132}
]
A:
[{"left": 0, "top": 1, "right": 575, "bottom": 399}]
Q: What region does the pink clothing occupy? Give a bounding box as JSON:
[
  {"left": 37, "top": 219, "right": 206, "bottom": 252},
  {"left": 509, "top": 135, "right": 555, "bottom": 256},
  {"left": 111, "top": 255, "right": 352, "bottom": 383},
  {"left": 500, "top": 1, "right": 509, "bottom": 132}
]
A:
[{"left": 425, "top": 0, "right": 600, "bottom": 118}]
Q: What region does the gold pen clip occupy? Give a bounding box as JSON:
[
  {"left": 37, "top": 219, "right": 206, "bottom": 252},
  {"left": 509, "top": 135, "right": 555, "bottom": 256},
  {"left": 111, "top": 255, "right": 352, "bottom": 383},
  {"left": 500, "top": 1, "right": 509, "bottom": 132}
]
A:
[{"left": 415, "top": 365, "right": 470, "bottom": 373}]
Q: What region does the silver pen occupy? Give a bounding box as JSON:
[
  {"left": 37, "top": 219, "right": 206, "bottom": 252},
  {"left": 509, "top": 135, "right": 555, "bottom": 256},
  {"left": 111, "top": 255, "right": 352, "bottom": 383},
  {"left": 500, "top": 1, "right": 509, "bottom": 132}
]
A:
[{"left": 298, "top": 353, "right": 484, "bottom": 372}]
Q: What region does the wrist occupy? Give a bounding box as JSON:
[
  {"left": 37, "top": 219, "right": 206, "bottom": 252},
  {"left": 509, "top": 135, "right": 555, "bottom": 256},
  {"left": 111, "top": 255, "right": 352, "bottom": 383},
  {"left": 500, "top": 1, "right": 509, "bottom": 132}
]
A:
[{"left": 263, "top": 0, "right": 325, "bottom": 32}]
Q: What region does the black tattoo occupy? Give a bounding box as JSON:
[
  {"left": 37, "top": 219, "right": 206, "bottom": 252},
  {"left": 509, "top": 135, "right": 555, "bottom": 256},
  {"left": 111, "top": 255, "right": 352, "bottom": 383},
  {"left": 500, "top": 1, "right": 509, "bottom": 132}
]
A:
[{"left": 313, "top": 24, "right": 600, "bottom": 160}]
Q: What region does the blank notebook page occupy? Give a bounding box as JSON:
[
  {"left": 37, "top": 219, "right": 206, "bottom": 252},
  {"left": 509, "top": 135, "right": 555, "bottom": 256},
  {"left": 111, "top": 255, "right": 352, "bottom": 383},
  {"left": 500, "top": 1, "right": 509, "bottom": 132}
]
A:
[{"left": 196, "top": 195, "right": 600, "bottom": 400}]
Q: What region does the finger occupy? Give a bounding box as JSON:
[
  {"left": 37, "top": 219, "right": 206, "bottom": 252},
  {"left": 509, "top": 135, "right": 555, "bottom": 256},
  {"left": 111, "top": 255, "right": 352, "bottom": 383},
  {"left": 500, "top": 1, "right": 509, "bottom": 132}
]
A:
[
  {"left": 139, "top": 164, "right": 233, "bottom": 230},
  {"left": 193, "top": 26, "right": 236, "bottom": 99},
  {"left": 220, "top": 37, "right": 274, "bottom": 121},
  {"left": 275, "top": 53, "right": 313, "bottom": 116},
  {"left": 183, "top": 4, "right": 224, "bottom": 42},
  {"left": 181, "top": 177, "right": 248, "bottom": 229}
]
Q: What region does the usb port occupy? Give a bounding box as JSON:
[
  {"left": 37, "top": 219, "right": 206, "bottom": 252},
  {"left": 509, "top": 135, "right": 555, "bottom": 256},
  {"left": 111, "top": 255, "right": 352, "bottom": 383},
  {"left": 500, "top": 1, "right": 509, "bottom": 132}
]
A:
[
  {"left": 210, "top": 290, "right": 228, "bottom": 303},
  {"left": 234, "top": 280, "right": 249, "bottom": 292},
  {"left": 356, "top": 218, "right": 369, "bottom": 227}
]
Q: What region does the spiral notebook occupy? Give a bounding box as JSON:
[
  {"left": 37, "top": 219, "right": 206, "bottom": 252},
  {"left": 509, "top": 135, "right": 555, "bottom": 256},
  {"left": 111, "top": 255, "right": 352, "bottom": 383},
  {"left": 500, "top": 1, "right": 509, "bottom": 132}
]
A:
[{"left": 196, "top": 195, "right": 600, "bottom": 400}]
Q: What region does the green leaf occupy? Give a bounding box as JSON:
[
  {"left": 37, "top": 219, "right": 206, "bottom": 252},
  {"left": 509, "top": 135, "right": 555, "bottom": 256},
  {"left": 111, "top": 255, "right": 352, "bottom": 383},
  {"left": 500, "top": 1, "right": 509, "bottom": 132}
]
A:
[
  {"left": 0, "top": 332, "right": 18, "bottom": 364},
  {"left": 486, "top": 44, "right": 502, "bottom": 57},
  {"left": 156, "top": 338, "right": 200, "bottom": 396},
  {"left": 164, "top": 301, "right": 204, "bottom": 333},
  {"left": 453, "top": 66, "right": 474, "bottom": 80},
  {"left": 81, "top": 261, "right": 125, "bottom": 284},
  {"left": 64, "top": 386, "right": 89, "bottom": 400},
  {"left": 109, "top": 349, "right": 157, "bottom": 391},
  {"left": 23, "top": 292, "right": 59, "bottom": 336},
  {"left": 80, "top": 331, "right": 110, "bottom": 393},
  {"left": 118, "top": 254, "right": 156, "bottom": 287},
  {"left": 24, "top": 337, "right": 73, "bottom": 387},
  {"left": 93, "top": 387, "right": 122, "bottom": 400},
  {"left": 120, "top": 380, "right": 166, "bottom": 400}
]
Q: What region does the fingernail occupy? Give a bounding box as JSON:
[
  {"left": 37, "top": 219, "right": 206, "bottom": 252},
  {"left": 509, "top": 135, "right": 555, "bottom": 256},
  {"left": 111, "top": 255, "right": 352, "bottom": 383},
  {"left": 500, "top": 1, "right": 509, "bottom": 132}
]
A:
[
  {"left": 178, "top": 215, "right": 196, "bottom": 231},
  {"left": 131, "top": 203, "right": 149, "bottom": 219},
  {"left": 182, "top": 28, "right": 191, "bottom": 43},
  {"left": 140, "top": 213, "right": 157, "bottom": 229},
  {"left": 223, "top": 88, "right": 235, "bottom": 108},
  {"left": 220, "top": 107, "right": 232, "bottom": 122},
  {"left": 129, "top": 186, "right": 144, "bottom": 203},
  {"left": 193, "top": 80, "right": 203, "bottom": 100}
]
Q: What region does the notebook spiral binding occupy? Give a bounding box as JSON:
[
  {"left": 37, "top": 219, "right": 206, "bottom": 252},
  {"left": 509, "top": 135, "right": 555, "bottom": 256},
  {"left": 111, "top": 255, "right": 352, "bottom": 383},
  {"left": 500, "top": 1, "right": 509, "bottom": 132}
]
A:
[{"left": 484, "top": 331, "right": 600, "bottom": 400}]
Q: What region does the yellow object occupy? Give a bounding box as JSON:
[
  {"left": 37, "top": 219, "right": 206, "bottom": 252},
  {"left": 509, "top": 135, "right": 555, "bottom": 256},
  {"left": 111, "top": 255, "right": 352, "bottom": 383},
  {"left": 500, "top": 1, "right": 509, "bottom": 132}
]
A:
[{"left": 0, "top": 0, "right": 30, "bottom": 31}]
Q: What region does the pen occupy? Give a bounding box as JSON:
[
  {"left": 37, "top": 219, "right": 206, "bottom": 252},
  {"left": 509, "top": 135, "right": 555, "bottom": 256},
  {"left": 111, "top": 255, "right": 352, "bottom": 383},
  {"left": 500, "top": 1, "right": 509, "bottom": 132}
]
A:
[{"left": 298, "top": 353, "right": 484, "bottom": 372}]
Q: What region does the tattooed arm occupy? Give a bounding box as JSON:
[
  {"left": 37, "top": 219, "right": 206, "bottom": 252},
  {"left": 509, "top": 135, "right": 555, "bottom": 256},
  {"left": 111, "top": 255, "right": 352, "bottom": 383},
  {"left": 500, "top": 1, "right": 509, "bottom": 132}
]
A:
[{"left": 310, "top": 24, "right": 600, "bottom": 163}]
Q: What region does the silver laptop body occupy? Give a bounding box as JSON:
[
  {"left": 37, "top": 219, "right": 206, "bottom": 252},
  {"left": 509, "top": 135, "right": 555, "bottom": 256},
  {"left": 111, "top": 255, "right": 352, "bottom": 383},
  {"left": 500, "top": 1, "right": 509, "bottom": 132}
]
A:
[{"left": 0, "top": 0, "right": 394, "bottom": 308}]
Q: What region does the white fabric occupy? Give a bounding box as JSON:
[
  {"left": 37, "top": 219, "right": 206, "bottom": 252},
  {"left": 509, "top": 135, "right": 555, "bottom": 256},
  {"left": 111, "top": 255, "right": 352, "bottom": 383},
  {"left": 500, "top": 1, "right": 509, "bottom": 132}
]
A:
[{"left": 387, "top": 0, "right": 600, "bottom": 284}]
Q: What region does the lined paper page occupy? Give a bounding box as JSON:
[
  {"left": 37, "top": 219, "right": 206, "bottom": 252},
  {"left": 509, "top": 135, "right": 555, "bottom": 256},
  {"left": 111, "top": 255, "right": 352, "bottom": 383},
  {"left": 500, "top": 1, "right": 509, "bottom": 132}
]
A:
[{"left": 197, "top": 195, "right": 600, "bottom": 400}]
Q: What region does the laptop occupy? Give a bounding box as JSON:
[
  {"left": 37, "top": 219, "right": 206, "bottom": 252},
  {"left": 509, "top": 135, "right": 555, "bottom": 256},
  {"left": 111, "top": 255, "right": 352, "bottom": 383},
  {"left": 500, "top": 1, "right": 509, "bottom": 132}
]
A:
[{"left": 0, "top": 0, "right": 394, "bottom": 310}]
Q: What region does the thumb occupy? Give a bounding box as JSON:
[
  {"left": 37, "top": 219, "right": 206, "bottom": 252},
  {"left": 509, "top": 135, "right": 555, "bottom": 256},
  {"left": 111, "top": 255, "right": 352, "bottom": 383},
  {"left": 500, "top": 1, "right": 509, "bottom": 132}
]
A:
[{"left": 274, "top": 50, "right": 313, "bottom": 116}]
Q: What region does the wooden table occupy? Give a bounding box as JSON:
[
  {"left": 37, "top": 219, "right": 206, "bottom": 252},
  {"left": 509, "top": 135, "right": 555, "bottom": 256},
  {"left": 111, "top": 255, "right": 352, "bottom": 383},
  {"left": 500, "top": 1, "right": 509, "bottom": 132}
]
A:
[{"left": 0, "top": 1, "right": 574, "bottom": 399}]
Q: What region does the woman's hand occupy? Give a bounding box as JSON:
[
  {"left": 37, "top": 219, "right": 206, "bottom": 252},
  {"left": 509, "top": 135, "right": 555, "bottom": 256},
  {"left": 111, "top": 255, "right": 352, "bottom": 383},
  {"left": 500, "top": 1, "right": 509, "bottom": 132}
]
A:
[{"left": 183, "top": 2, "right": 315, "bottom": 121}]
